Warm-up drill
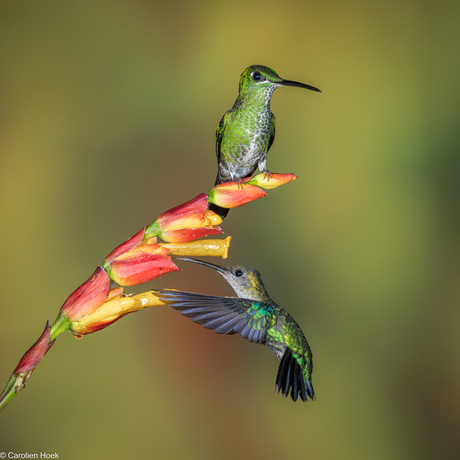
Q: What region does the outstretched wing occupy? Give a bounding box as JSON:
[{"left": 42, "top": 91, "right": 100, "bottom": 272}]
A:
[
  {"left": 153, "top": 289, "right": 273, "bottom": 343},
  {"left": 275, "top": 348, "right": 315, "bottom": 402}
]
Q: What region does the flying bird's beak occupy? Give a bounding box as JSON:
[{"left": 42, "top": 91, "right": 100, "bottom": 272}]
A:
[
  {"left": 175, "top": 257, "right": 227, "bottom": 274},
  {"left": 279, "top": 79, "right": 321, "bottom": 92}
]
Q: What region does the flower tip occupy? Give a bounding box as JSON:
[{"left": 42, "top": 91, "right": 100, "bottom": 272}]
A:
[
  {"left": 221, "top": 236, "right": 231, "bottom": 259},
  {"left": 105, "top": 228, "right": 146, "bottom": 263},
  {"left": 246, "top": 173, "right": 298, "bottom": 189}
]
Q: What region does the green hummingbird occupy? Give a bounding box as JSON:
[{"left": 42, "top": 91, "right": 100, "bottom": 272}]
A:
[
  {"left": 210, "top": 64, "right": 320, "bottom": 217},
  {"left": 153, "top": 257, "right": 315, "bottom": 402}
]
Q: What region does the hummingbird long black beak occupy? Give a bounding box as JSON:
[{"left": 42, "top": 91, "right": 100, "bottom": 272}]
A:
[
  {"left": 279, "top": 79, "right": 321, "bottom": 92},
  {"left": 175, "top": 257, "right": 227, "bottom": 274}
]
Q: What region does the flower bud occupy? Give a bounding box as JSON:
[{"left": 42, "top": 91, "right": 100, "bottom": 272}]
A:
[{"left": 245, "top": 172, "right": 297, "bottom": 189}]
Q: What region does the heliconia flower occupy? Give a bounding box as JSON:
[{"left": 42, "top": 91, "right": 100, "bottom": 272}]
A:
[
  {"left": 146, "top": 194, "right": 224, "bottom": 243},
  {"left": 159, "top": 236, "right": 232, "bottom": 259},
  {"left": 244, "top": 172, "right": 297, "bottom": 189},
  {"left": 60, "top": 267, "right": 110, "bottom": 323},
  {"left": 103, "top": 227, "right": 180, "bottom": 286},
  {"left": 208, "top": 182, "right": 267, "bottom": 208},
  {"left": 70, "top": 289, "right": 165, "bottom": 335},
  {"left": 13, "top": 320, "right": 53, "bottom": 375}
]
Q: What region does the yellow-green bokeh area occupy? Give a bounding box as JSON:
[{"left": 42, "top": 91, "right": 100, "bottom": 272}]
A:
[{"left": 1, "top": 1, "right": 459, "bottom": 459}]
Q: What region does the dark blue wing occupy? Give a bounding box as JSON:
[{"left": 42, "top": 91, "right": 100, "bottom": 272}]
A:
[{"left": 153, "top": 289, "right": 273, "bottom": 343}]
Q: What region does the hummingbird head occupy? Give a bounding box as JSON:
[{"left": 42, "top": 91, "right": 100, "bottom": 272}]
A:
[
  {"left": 238, "top": 65, "right": 321, "bottom": 96},
  {"left": 176, "top": 257, "right": 270, "bottom": 302}
]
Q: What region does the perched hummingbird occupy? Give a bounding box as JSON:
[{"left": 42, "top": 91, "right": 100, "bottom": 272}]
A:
[
  {"left": 210, "top": 65, "right": 320, "bottom": 217},
  {"left": 153, "top": 257, "right": 315, "bottom": 402}
]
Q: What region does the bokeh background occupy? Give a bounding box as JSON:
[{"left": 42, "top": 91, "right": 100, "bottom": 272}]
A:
[{"left": 1, "top": 0, "right": 460, "bottom": 459}]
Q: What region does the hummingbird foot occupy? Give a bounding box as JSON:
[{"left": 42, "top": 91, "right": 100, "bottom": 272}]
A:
[
  {"left": 235, "top": 178, "right": 245, "bottom": 189},
  {"left": 262, "top": 170, "right": 273, "bottom": 181}
]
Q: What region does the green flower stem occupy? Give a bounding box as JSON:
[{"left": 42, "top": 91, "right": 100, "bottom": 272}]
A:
[
  {"left": 144, "top": 220, "right": 161, "bottom": 240},
  {"left": 50, "top": 314, "right": 71, "bottom": 342},
  {"left": 207, "top": 190, "right": 215, "bottom": 203},
  {"left": 102, "top": 261, "right": 112, "bottom": 278},
  {"left": 0, "top": 376, "right": 17, "bottom": 413}
]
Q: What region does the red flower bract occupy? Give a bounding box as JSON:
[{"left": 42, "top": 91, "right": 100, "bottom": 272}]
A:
[
  {"left": 161, "top": 226, "right": 223, "bottom": 244},
  {"left": 150, "top": 194, "right": 223, "bottom": 243},
  {"left": 156, "top": 194, "right": 211, "bottom": 231},
  {"left": 245, "top": 173, "right": 297, "bottom": 189},
  {"left": 109, "top": 251, "right": 180, "bottom": 286},
  {"left": 13, "top": 320, "right": 53, "bottom": 374},
  {"left": 104, "top": 228, "right": 180, "bottom": 286},
  {"left": 105, "top": 228, "right": 146, "bottom": 263},
  {"left": 208, "top": 183, "right": 267, "bottom": 208},
  {"left": 60, "top": 267, "right": 110, "bottom": 322}
]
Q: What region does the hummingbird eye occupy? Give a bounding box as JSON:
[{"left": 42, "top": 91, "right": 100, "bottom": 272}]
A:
[
  {"left": 252, "top": 71, "right": 263, "bottom": 82},
  {"left": 234, "top": 269, "right": 243, "bottom": 277}
]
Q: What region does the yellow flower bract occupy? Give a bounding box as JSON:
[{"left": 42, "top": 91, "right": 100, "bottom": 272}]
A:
[{"left": 160, "top": 236, "right": 231, "bottom": 259}]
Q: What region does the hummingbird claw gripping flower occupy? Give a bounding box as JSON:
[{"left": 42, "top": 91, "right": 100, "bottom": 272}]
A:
[
  {"left": 244, "top": 172, "right": 297, "bottom": 189},
  {"left": 208, "top": 182, "right": 267, "bottom": 208},
  {"left": 104, "top": 228, "right": 180, "bottom": 286},
  {"left": 145, "top": 194, "right": 224, "bottom": 243}
]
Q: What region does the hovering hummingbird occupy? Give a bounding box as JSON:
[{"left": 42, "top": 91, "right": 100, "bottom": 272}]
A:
[
  {"left": 153, "top": 257, "right": 315, "bottom": 402},
  {"left": 210, "top": 64, "right": 320, "bottom": 217}
]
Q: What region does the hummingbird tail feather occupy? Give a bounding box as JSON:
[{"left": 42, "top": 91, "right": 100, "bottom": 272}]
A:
[
  {"left": 275, "top": 349, "right": 315, "bottom": 402},
  {"left": 306, "top": 380, "right": 315, "bottom": 401}
]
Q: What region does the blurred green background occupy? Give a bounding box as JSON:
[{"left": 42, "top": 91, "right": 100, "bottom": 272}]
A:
[{"left": 1, "top": 0, "right": 459, "bottom": 458}]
